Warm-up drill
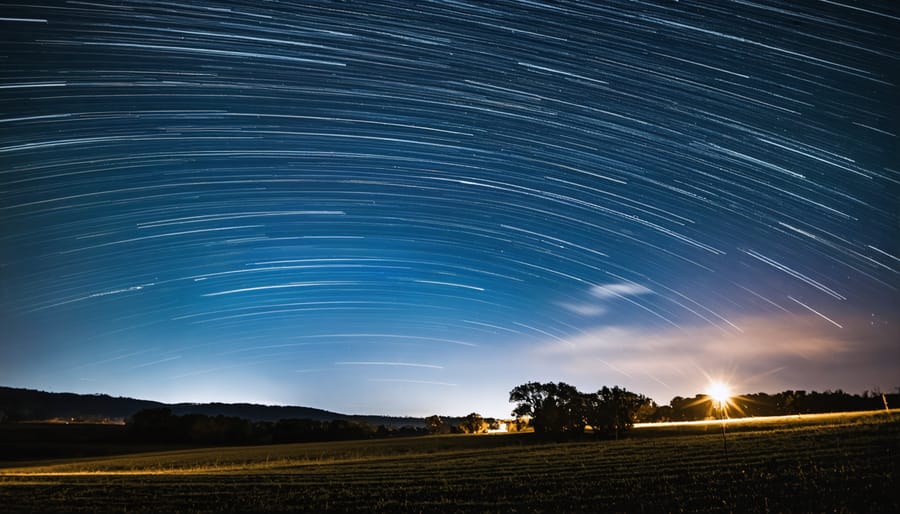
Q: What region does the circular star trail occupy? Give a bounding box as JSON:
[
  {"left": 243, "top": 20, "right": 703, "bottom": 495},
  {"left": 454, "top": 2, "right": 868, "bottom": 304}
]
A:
[{"left": 1, "top": 0, "right": 897, "bottom": 416}]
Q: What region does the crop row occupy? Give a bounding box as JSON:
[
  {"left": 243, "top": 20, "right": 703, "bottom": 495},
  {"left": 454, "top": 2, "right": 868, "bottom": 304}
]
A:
[{"left": 2, "top": 411, "right": 897, "bottom": 512}]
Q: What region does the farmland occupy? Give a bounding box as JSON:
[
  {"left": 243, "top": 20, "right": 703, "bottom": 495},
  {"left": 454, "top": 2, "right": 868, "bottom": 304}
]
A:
[{"left": 1, "top": 410, "right": 897, "bottom": 512}]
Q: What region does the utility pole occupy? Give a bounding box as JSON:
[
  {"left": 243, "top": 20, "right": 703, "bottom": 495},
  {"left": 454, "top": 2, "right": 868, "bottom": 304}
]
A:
[{"left": 719, "top": 403, "right": 728, "bottom": 463}]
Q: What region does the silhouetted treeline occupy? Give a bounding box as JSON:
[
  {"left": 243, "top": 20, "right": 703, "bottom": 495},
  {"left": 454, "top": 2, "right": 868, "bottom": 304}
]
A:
[
  {"left": 509, "top": 382, "right": 652, "bottom": 439},
  {"left": 0, "top": 386, "right": 162, "bottom": 422},
  {"left": 127, "top": 408, "right": 426, "bottom": 445},
  {"left": 0, "top": 386, "right": 422, "bottom": 428},
  {"left": 645, "top": 389, "right": 898, "bottom": 422},
  {"left": 507, "top": 382, "right": 897, "bottom": 434},
  {"left": 3, "top": 385, "right": 896, "bottom": 432}
]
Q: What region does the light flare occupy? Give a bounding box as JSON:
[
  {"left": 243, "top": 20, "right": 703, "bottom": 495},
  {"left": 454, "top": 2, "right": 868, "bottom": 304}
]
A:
[{"left": 706, "top": 380, "right": 732, "bottom": 409}]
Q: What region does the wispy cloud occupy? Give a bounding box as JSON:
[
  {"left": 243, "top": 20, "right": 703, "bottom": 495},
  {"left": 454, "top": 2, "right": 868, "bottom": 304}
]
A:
[
  {"left": 590, "top": 282, "right": 653, "bottom": 299},
  {"left": 529, "top": 312, "right": 899, "bottom": 403},
  {"left": 560, "top": 281, "right": 652, "bottom": 317},
  {"left": 557, "top": 302, "right": 607, "bottom": 316}
]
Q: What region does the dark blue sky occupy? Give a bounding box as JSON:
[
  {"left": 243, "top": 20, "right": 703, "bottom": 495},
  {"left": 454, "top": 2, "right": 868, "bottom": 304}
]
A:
[{"left": 1, "top": 0, "right": 897, "bottom": 417}]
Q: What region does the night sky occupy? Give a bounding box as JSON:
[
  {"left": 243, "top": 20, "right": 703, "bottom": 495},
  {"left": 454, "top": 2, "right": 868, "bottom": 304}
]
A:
[{"left": 1, "top": 0, "right": 897, "bottom": 417}]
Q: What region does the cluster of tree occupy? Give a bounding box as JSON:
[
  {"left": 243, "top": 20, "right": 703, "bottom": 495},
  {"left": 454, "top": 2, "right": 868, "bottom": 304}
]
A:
[
  {"left": 648, "top": 389, "right": 898, "bottom": 422},
  {"left": 127, "top": 408, "right": 426, "bottom": 445},
  {"left": 424, "top": 413, "right": 484, "bottom": 434},
  {"left": 424, "top": 413, "right": 514, "bottom": 434},
  {"left": 509, "top": 382, "right": 652, "bottom": 439}
]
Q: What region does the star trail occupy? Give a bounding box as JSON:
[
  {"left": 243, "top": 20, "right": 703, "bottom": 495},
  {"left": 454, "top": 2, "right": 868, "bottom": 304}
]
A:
[{"left": 1, "top": 0, "right": 897, "bottom": 417}]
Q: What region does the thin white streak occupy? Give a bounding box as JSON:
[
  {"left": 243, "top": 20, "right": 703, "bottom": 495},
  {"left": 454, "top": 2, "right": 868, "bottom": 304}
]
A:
[
  {"left": 137, "top": 211, "right": 345, "bottom": 228},
  {"left": 518, "top": 62, "right": 608, "bottom": 85},
  {"left": 413, "top": 280, "right": 484, "bottom": 291},
  {"left": 788, "top": 296, "right": 843, "bottom": 328},
  {"left": 79, "top": 41, "right": 347, "bottom": 66},
  {"left": 202, "top": 281, "right": 355, "bottom": 297},
  {"left": 868, "top": 246, "right": 900, "bottom": 263},
  {"left": 130, "top": 356, "right": 181, "bottom": 370},
  {"left": 743, "top": 249, "right": 846, "bottom": 300},
  {"left": 291, "top": 333, "right": 478, "bottom": 347},
  {"left": 336, "top": 361, "right": 443, "bottom": 369},
  {"left": 0, "top": 17, "right": 48, "bottom": 22},
  {"left": 0, "top": 82, "right": 64, "bottom": 89},
  {"left": 369, "top": 379, "right": 457, "bottom": 386},
  {"left": 59, "top": 226, "right": 262, "bottom": 254},
  {"left": 461, "top": 320, "right": 523, "bottom": 334}
]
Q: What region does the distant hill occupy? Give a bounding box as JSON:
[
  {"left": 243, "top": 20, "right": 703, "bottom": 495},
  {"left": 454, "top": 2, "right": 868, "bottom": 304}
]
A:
[{"left": 0, "top": 386, "right": 424, "bottom": 427}]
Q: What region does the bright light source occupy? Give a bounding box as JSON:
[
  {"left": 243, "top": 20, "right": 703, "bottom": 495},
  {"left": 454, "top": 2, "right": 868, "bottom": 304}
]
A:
[
  {"left": 706, "top": 381, "right": 731, "bottom": 407},
  {"left": 706, "top": 380, "right": 732, "bottom": 459}
]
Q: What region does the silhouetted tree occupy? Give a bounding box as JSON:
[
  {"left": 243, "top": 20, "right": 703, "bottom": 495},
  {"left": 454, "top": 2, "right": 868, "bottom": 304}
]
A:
[
  {"left": 509, "top": 382, "right": 585, "bottom": 435},
  {"left": 459, "top": 412, "right": 486, "bottom": 434},
  {"left": 128, "top": 407, "right": 181, "bottom": 442},
  {"left": 425, "top": 415, "right": 444, "bottom": 434},
  {"left": 635, "top": 398, "right": 659, "bottom": 423},
  {"left": 668, "top": 395, "right": 713, "bottom": 421},
  {"left": 650, "top": 404, "right": 673, "bottom": 422},
  {"left": 327, "top": 419, "right": 373, "bottom": 440},
  {"left": 509, "top": 382, "right": 547, "bottom": 420},
  {"left": 273, "top": 418, "right": 326, "bottom": 443},
  {"left": 583, "top": 386, "right": 650, "bottom": 439}
]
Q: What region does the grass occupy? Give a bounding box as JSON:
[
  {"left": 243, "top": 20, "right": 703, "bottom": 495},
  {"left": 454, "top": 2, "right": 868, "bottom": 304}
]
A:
[{"left": 1, "top": 410, "right": 897, "bottom": 512}]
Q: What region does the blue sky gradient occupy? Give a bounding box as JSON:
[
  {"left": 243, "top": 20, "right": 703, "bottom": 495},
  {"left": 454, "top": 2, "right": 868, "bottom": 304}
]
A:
[{"left": 1, "top": 0, "right": 897, "bottom": 417}]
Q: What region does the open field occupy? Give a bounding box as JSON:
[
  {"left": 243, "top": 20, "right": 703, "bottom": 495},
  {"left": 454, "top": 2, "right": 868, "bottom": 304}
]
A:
[{"left": 2, "top": 410, "right": 897, "bottom": 512}]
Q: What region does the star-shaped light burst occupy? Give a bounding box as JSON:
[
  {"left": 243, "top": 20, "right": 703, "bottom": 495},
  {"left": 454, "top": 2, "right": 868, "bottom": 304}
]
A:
[{"left": 706, "top": 381, "right": 732, "bottom": 412}]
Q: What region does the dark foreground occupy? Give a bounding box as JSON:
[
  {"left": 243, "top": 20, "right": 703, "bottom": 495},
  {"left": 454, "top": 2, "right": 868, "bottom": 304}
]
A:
[{"left": 1, "top": 411, "right": 897, "bottom": 512}]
